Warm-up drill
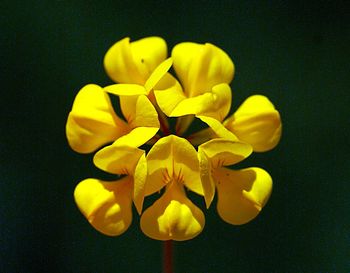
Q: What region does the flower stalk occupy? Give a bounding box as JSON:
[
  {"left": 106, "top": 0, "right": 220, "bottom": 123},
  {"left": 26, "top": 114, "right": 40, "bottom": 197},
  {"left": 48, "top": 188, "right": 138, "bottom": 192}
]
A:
[{"left": 163, "top": 240, "right": 173, "bottom": 273}]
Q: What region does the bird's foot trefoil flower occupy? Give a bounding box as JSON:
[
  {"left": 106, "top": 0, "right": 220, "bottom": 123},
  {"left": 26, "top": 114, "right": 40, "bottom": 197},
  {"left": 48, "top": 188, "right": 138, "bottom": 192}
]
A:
[{"left": 66, "top": 36, "right": 282, "bottom": 241}]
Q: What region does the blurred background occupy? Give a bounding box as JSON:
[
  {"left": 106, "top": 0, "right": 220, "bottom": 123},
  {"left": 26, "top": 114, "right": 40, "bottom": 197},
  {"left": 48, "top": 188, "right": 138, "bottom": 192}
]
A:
[{"left": 1, "top": 1, "right": 349, "bottom": 272}]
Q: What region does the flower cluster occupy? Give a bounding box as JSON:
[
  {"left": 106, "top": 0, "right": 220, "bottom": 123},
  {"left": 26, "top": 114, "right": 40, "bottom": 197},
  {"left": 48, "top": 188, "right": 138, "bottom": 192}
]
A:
[{"left": 66, "top": 37, "right": 282, "bottom": 241}]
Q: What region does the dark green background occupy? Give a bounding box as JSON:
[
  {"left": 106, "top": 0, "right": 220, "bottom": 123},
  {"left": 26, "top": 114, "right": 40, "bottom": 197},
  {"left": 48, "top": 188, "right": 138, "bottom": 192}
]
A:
[{"left": 1, "top": 1, "right": 349, "bottom": 272}]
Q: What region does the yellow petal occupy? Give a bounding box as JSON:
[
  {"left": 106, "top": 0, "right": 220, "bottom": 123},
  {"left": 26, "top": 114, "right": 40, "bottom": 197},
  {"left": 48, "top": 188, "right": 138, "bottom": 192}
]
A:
[
  {"left": 140, "top": 182, "right": 205, "bottom": 241},
  {"left": 197, "top": 148, "right": 215, "bottom": 208},
  {"left": 172, "top": 42, "right": 234, "bottom": 97},
  {"left": 198, "top": 83, "right": 232, "bottom": 121},
  {"left": 144, "top": 58, "right": 173, "bottom": 93},
  {"left": 198, "top": 139, "right": 253, "bottom": 208},
  {"left": 120, "top": 95, "right": 159, "bottom": 129},
  {"left": 130, "top": 36, "right": 167, "bottom": 82},
  {"left": 104, "top": 37, "right": 167, "bottom": 84},
  {"left": 133, "top": 153, "right": 147, "bottom": 214},
  {"left": 66, "top": 84, "right": 128, "bottom": 153},
  {"left": 74, "top": 177, "right": 133, "bottom": 236},
  {"left": 225, "top": 95, "right": 282, "bottom": 152},
  {"left": 169, "top": 83, "right": 231, "bottom": 120},
  {"left": 94, "top": 146, "right": 148, "bottom": 214},
  {"left": 199, "top": 138, "right": 253, "bottom": 167},
  {"left": 104, "top": 84, "right": 147, "bottom": 96},
  {"left": 113, "top": 127, "right": 160, "bottom": 147},
  {"left": 93, "top": 145, "right": 144, "bottom": 175},
  {"left": 197, "top": 115, "right": 238, "bottom": 141},
  {"left": 98, "top": 95, "right": 159, "bottom": 148},
  {"left": 153, "top": 74, "right": 186, "bottom": 117},
  {"left": 104, "top": 38, "right": 142, "bottom": 84},
  {"left": 214, "top": 167, "right": 272, "bottom": 225},
  {"left": 168, "top": 82, "right": 231, "bottom": 136},
  {"left": 104, "top": 58, "right": 172, "bottom": 98},
  {"left": 93, "top": 144, "right": 147, "bottom": 214},
  {"left": 145, "top": 135, "right": 202, "bottom": 196}
]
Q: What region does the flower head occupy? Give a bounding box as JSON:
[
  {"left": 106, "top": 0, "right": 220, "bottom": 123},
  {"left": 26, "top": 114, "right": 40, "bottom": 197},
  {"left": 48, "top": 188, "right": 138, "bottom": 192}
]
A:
[{"left": 66, "top": 36, "right": 282, "bottom": 240}]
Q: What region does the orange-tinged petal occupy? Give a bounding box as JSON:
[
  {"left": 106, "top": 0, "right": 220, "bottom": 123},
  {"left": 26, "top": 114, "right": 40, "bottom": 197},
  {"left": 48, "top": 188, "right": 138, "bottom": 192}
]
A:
[
  {"left": 172, "top": 42, "right": 234, "bottom": 97},
  {"left": 66, "top": 84, "right": 128, "bottom": 153},
  {"left": 140, "top": 182, "right": 205, "bottom": 241},
  {"left": 104, "top": 37, "right": 167, "bottom": 84},
  {"left": 145, "top": 135, "right": 203, "bottom": 196},
  {"left": 198, "top": 139, "right": 253, "bottom": 207},
  {"left": 214, "top": 167, "right": 272, "bottom": 225},
  {"left": 74, "top": 177, "right": 133, "bottom": 236},
  {"left": 225, "top": 95, "right": 282, "bottom": 152}
]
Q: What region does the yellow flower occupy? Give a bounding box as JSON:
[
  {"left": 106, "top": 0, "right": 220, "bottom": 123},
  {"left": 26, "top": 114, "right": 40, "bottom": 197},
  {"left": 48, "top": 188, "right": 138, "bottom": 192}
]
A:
[
  {"left": 74, "top": 145, "right": 146, "bottom": 236},
  {"left": 103, "top": 58, "right": 173, "bottom": 99},
  {"left": 65, "top": 84, "right": 159, "bottom": 153},
  {"left": 104, "top": 36, "right": 167, "bottom": 85},
  {"left": 102, "top": 37, "right": 177, "bottom": 135},
  {"left": 189, "top": 95, "right": 282, "bottom": 151},
  {"left": 103, "top": 36, "right": 174, "bottom": 104},
  {"left": 224, "top": 95, "right": 282, "bottom": 152},
  {"left": 67, "top": 36, "right": 282, "bottom": 241},
  {"left": 198, "top": 138, "right": 272, "bottom": 224},
  {"left": 153, "top": 42, "right": 234, "bottom": 134},
  {"left": 140, "top": 135, "right": 205, "bottom": 241},
  {"left": 171, "top": 42, "right": 234, "bottom": 98}
]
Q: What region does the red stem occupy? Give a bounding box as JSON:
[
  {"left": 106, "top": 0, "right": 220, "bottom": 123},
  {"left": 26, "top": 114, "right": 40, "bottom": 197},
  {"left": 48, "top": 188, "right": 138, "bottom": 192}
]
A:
[
  {"left": 163, "top": 240, "right": 173, "bottom": 273},
  {"left": 159, "top": 114, "right": 170, "bottom": 135}
]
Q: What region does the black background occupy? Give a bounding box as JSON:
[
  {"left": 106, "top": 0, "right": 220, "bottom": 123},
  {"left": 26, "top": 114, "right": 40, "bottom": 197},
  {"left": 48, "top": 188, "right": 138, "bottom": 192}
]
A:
[{"left": 1, "top": 1, "right": 349, "bottom": 272}]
